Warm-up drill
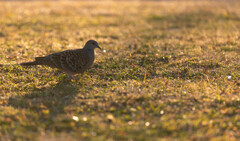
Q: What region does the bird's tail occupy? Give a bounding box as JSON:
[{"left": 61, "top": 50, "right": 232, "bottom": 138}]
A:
[
  {"left": 20, "top": 61, "right": 38, "bottom": 66},
  {"left": 35, "top": 57, "right": 45, "bottom": 62},
  {"left": 20, "top": 57, "right": 47, "bottom": 66}
]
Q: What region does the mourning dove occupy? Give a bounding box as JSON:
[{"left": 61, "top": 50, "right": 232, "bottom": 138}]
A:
[{"left": 20, "top": 40, "right": 101, "bottom": 79}]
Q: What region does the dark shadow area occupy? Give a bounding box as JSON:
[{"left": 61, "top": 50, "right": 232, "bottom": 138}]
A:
[
  {"left": 162, "top": 69, "right": 205, "bottom": 80},
  {"left": 90, "top": 54, "right": 222, "bottom": 81},
  {"left": 88, "top": 51, "right": 170, "bottom": 81},
  {"left": 7, "top": 80, "right": 79, "bottom": 123},
  {"left": 89, "top": 59, "right": 158, "bottom": 81},
  {"left": 167, "top": 59, "right": 221, "bottom": 69},
  {"left": 162, "top": 60, "right": 221, "bottom": 79}
]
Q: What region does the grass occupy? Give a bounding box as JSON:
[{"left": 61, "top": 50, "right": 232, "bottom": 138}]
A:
[{"left": 0, "top": 1, "right": 240, "bottom": 140}]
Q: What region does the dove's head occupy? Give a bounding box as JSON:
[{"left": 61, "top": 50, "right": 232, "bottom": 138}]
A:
[{"left": 84, "top": 40, "right": 101, "bottom": 50}]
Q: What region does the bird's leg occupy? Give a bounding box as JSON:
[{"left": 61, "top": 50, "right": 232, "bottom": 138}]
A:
[{"left": 67, "top": 73, "right": 74, "bottom": 80}]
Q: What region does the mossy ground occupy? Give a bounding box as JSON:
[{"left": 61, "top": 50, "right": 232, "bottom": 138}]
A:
[{"left": 0, "top": 1, "right": 240, "bottom": 140}]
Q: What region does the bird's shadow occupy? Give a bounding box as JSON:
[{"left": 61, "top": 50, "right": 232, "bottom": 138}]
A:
[{"left": 7, "top": 80, "right": 79, "bottom": 119}]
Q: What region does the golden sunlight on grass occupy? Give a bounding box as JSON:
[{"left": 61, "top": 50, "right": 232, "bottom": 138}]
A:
[{"left": 0, "top": 1, "right": 240, "bottom": 140}]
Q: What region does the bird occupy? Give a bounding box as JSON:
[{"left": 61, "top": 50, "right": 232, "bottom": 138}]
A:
[{"left": 20, "top": 40, "right": 101, "bottom": 79}]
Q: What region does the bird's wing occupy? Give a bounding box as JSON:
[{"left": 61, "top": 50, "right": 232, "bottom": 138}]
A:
[{"left": 49, "top": 49, "right": 90, "bottom": 73}]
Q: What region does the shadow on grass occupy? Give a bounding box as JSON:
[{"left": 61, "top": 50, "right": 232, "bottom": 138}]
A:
[
  {"left": 162, "top": 60, "right": 221, "bottom": 79},
  {"left": 90, "top": 55, "right": 222, "bottom": 81},
  {"left": 88, "top": 55, "right": 166, "bottom": 81},
  {"left": 7, "top": 80, "right": 79, "bottom": 120}
]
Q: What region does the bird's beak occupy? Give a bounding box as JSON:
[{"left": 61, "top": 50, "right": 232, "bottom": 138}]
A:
[{"left": 97, "top": 45, "right": 102, "bottom": 50}]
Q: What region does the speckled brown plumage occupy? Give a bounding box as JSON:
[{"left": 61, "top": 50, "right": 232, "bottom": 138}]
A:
[{"left": 20, "top": 40, "right": 101, "bottom": 79}]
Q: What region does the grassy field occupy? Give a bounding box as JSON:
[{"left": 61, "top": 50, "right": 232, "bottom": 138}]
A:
[{"left": 0, "top": 1, "right": 240, "bottom": 140}]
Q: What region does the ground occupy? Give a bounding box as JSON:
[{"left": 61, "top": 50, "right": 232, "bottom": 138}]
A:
[{"left": 0, "top": 1, "right": 240, "bottom": 141}]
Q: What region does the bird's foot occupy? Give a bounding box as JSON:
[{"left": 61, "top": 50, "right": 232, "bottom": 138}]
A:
[
  {"left": 66, "top": 74, "right": 81, "bottom": 82},
  {"left": 65, "top": 74, "right": 74, "bottom": 81}
]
